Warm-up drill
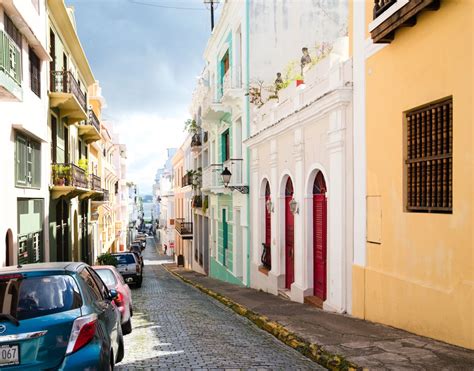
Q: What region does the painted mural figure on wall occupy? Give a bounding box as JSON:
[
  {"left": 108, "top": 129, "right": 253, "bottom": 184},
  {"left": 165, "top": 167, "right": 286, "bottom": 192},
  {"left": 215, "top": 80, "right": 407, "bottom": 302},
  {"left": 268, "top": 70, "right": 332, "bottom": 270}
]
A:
[{"left": 300, "top": 47, "right": 311, "bottom": 75}]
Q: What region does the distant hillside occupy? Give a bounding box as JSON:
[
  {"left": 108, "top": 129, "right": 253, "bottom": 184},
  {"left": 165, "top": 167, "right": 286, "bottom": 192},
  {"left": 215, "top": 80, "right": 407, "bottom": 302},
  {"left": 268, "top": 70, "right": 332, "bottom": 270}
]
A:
[{"left": 142, "top": 194, "right": 153, "bottom": 203}]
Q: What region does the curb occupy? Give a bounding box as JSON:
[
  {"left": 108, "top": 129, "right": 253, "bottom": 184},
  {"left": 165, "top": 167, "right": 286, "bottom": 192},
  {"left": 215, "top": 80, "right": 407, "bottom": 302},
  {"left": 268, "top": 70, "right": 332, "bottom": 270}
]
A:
[{"left": 164, "top": 266, "right": 363, "bottom": 371}]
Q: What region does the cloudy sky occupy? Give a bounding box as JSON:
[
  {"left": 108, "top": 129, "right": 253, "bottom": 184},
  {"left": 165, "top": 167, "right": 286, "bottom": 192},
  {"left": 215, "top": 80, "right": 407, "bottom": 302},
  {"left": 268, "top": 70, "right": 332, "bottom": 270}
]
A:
[{"left": 67, "top": 0, "right": 220, "bottom": 194}]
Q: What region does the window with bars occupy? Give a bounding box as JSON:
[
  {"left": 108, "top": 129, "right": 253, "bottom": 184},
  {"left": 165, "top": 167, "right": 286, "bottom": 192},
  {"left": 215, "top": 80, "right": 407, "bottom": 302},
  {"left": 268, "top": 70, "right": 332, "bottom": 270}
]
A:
[
  {"left": 405, "top": 97, "right": 453, "bottom": 213},
  {"left": 29, "top": 47, "right": 41, "bottom": 97}
]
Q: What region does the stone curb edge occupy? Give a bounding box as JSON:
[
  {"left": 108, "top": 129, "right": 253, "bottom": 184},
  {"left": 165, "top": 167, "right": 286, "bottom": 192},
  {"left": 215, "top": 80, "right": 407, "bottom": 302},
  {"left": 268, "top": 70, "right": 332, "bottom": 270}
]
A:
[{"left": 163, "top": 265, "right": 363, "bottom": 371}]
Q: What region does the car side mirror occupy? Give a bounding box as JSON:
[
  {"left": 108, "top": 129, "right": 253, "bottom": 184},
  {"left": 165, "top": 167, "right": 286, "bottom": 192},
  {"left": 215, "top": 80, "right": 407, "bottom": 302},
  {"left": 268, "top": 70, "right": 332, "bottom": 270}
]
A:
[{"left": 109, "top": 289, "right": 118, "bottom": 300}]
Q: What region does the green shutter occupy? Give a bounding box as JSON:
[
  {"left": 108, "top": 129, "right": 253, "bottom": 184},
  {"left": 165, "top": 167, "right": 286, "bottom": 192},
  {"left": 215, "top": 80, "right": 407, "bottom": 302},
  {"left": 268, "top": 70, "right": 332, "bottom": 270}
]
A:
[
  {"left": 16, "top": 135, "right": 27, "bottom": 186},
  {"left": 13, "top": 42, "right": 21, "bottom": 84},
  {"left": 0, "top": 32, "right": 5, "bottom": 71},
  {"left": 32, "top": 141, "right": 41, "bottom": 188}
]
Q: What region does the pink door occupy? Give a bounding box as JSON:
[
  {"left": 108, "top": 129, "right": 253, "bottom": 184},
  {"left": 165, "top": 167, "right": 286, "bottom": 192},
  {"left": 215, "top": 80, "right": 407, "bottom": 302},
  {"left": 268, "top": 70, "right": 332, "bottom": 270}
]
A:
[
  {"left": 285, "top": 178, "right": 295, "bottom": 289},
  {"left": 313, "top": 172, "right": 327, "bottom": 300}
]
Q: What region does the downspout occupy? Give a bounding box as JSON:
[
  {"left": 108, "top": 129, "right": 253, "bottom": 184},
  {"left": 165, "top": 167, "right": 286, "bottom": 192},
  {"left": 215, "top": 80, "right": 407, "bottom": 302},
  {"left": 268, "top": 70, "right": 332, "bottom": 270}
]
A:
[{"left": 245, "top": 0, "right": 251, "bottom": 287}]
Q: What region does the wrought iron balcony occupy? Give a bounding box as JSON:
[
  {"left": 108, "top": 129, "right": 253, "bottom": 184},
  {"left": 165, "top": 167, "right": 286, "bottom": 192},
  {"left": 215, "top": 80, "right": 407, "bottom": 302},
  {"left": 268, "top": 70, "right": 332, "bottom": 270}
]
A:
[
  {"left": 192, "top": 195, "right": 202, "bottom": 208},
  {"left": 88, "top": 109, "right": 100, "bottom": 133},
  {"left": 371, "top": 0, "right": 441, "bottom": 43},
  {"left": 191, "top": 133, "right": 202, "bottom": 148},
  {"left": 373, "top": 0, "right": 397, "bottom": 19},
  {"left": 175, "top": 218, "right": 193, "bottom": 239},
  {"left": 49, "top": 71, "right": 87, "bottom": 121},
  {"left": 182, "top": 173, "right": 193, "bottom": 187},
  {"left": 90, "top": 174, "right": 102, "bottom": 191},
  {"left": 51, "top": 163, "right": 88, "bottom": 189},
  {"left": 261, "top": 243, "right": 271, "bottom": 270}
]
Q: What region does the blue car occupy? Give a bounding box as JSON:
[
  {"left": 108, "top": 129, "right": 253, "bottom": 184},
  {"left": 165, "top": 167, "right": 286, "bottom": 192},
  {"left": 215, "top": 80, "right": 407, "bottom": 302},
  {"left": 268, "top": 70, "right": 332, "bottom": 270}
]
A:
[{"left": 0, "top": 262, "right": 124, "bottom": 370}]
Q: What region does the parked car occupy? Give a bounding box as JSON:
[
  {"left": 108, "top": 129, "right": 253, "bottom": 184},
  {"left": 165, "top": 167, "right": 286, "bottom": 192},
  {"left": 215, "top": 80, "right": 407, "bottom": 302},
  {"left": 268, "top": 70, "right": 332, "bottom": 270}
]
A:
[
  {"left": 0, "top": 262, "right": 123, "bottom": 370},
  {"left": 111, "top": 253, "right": 143, "bottom": 288},
  {"left": 93, "top": 266, "right": 133, "bottom": 336},
  {"left": 129, "top": 245, "right": 144, "bottom": 267},
  {"left": 134, "top": 238, "right": 146, "bottom": 250}
]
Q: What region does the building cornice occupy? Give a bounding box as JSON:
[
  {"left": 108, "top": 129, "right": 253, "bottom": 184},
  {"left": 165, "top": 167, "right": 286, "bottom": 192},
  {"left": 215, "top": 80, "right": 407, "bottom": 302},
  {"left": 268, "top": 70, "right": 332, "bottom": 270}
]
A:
[
  {"left": 245, "top": 88, "right": 352, "bottom": 148},
  {"left": 47, "top": 0, "right": 95, "bottom": 86}
]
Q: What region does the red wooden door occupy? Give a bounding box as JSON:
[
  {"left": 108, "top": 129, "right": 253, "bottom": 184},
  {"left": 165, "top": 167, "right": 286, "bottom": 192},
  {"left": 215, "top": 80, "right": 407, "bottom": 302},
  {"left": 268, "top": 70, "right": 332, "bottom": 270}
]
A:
[
  {"left": 313, "top": 194, "right": 327, "bottom": 300},
  {"left": 285, "top": 179, "right": 295, "bottom": 289}
]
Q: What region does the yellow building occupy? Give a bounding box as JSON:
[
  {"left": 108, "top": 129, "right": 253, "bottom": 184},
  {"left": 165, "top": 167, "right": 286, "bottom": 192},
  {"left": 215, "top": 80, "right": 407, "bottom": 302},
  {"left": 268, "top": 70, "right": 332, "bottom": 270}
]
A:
[{"left": 351, "top": 0, "right": 473, "bottom": 349}]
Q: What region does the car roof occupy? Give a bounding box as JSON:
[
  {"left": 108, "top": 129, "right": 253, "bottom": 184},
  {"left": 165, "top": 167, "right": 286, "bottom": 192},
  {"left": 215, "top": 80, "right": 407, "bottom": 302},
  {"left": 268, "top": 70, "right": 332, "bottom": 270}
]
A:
[{"left": 0, "top": 262, "right": 87, "bottom": 274}]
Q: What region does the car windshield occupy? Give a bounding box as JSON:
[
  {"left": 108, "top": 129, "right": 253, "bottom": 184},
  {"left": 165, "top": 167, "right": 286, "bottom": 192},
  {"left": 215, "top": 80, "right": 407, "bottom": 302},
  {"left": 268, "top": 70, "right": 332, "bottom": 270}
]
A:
[
  {"left": 113, "top": 254, "right": 135, "bottom": 264},
  {"left": 0, "top": 274, "right": 82, "bottom": 321},
  {"left": 95, "top": 269, "right": 117, "bottom": 287}
]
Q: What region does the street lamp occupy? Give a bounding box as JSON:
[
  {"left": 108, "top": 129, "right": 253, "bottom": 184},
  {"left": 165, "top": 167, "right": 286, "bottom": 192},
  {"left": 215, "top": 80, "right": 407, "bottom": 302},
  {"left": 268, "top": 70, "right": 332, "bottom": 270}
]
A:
[
  {"left": 289, "top": 198, "right": 299, "bottom": 215},
  {"left": 220, "top": 167, "right": 249, "bottom": 194}
]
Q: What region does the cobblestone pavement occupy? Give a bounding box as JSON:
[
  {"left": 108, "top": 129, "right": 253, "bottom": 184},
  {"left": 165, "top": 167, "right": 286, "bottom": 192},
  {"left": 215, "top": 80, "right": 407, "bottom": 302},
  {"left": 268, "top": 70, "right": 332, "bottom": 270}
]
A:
[{"left": 117, "top": 238, "right": 322, "bottom": 370}]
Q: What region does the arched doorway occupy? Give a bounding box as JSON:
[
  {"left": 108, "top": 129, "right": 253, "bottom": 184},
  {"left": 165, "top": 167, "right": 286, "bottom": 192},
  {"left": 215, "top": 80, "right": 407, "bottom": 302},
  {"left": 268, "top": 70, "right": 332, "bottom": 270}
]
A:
[
  {"left": 5, "top": 229, "right": 13, "bottom": 266},
  {"left": 262, "top": 182, "right": 271, "bottom": 269},
  {"left": 313, "top": 172, "right": 327, "bottom": 300},
  {"left": 56, "top": 199, "right": 69, "bottom": 261},
  {"left": 285, "top": 178, "right": 295, "bottom": 289}
]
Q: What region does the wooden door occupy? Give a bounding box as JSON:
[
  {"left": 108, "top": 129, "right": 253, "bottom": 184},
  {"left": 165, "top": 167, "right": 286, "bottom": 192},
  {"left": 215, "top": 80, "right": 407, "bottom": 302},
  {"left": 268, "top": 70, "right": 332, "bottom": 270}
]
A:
[
  {"left": 313, "top": 172, "right": 327, "bottom": 300},
  {"left": 49, "top": 29, "right": 55, "bottom": 89},
  {"left": 313, "top": 194, "right": 327, "bottom": 300},
  {"left": 64, "top": 126, "right": 69, "bottom": 163},
  {"left": 51, "top": 115, "right": 57, "bottom": 163},
  {"left": 285, "top": 178, "right": 295, "bottom": 289}
]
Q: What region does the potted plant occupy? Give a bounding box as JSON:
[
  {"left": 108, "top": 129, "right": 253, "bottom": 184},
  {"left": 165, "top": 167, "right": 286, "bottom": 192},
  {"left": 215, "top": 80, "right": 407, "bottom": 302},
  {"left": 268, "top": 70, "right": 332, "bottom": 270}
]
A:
[
  {"left": 184, "top": 119, "right": 199, "bottom": 135},
  {"left": 97, "top": 252, "right": 118, "bottom": 267}
]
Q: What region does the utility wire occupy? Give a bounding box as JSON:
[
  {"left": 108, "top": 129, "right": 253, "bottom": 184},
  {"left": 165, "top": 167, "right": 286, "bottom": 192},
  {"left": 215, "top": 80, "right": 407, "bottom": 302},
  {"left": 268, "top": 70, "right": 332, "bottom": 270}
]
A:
[{"left": 127, "top": 0, "right": 206, "bottom": 11}]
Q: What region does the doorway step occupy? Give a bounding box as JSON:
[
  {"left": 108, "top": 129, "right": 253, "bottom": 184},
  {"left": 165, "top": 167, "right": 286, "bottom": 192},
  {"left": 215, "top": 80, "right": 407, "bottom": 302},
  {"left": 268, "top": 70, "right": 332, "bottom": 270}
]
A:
[
  {"left": 278, "top": 289, "right": 291, "bottom": 300},
  {"left": 304, "top": 295, "right": 324, "bottom": 309}
]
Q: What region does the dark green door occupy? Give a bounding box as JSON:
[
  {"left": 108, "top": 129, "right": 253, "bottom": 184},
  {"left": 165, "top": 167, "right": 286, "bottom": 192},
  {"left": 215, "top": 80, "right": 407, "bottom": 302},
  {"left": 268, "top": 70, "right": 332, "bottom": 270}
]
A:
[{"left": 222, "top": 209, "right": 228, "bottom": 267}]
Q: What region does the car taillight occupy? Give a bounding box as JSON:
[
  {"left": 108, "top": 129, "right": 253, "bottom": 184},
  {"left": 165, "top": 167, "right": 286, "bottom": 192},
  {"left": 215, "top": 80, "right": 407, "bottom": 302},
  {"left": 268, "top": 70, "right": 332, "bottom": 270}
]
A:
[
  {"left": 114, "top": 291, "right": 124, "bottom": 306},
  {"left": 66, "top": 313, "right": 97, "bottom": 354}
]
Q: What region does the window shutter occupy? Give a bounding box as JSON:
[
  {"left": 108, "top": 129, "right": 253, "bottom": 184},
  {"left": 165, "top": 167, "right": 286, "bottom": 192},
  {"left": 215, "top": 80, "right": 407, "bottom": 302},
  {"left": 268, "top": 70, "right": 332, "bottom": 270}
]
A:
[
  {"left": 13, "top": 43, "right": 21, "bottom": 84},
  {"left": 0, "top": 32, "right": 5, "bottom": 71},
  {"left": 16, "top": 135, "right": 27, "bottom": 186},
  {"left": 32, "top": 140, "right": 41, "bottom": 188}
]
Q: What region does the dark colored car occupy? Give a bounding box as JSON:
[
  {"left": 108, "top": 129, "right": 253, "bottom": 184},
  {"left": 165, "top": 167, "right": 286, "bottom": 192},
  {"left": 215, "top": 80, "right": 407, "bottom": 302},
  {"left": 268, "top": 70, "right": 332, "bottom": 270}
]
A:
[
  {"left": 111, "top": 253, "right": 142, "bottom": 288},
  {"left": 0, "top": 262, "right": 124, "bottom": 370},
  {"left": 129, "top": 245, "right": 144, "bottom": 267}
]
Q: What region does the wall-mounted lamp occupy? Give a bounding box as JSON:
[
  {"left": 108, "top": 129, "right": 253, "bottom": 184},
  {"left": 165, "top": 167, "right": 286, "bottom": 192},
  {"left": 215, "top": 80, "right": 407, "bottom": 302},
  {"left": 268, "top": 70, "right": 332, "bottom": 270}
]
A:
[
  {"left": 220, "top": 167, "right": 249, "bottom": 194},
  {"left": 289, "top": 198, "right": 299, "bottom": 215},
  {"left": 265, "top": 199, "right": 274, "bottom": 213}
]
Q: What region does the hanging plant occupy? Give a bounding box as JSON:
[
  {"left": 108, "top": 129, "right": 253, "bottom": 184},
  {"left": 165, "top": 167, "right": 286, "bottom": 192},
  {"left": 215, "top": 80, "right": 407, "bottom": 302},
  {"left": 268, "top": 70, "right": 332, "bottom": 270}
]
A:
[{"left": 184, "top": 119, "right": 199, "bottom": 134}]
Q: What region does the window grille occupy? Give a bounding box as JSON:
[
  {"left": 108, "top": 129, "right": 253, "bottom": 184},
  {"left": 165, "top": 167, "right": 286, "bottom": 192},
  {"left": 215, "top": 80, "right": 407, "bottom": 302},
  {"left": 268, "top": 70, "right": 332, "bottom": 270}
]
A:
[{"left": 405, "top": 98, "right": 453, "bottom": 213}]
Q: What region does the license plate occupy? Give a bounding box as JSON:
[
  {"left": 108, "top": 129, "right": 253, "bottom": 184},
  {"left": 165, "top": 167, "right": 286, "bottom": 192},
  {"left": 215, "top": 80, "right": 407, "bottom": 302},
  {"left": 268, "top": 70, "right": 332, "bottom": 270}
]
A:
[{"left": 0, "top": 345, "right": 19, "bottom": 366}]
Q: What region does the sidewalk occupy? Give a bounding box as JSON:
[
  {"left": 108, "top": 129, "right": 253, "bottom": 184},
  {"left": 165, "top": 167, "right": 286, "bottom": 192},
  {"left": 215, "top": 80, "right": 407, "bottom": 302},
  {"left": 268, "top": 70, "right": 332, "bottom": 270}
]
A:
[{"left": 164, "top": 264, "right": 474, "bottom": 370}]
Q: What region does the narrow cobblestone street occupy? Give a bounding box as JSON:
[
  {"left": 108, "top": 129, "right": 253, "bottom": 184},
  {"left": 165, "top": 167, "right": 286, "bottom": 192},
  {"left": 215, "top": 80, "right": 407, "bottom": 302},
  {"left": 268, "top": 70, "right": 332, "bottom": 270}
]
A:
[{"left": 117, "top": 237, "right": 322, "bottom": 370}]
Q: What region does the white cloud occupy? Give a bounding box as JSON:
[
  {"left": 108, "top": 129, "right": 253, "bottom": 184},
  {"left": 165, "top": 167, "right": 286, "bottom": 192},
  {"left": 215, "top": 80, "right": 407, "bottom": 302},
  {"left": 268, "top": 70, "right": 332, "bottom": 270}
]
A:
[{"left": 108, "top": 112, "right": 187, "bottom": 194}]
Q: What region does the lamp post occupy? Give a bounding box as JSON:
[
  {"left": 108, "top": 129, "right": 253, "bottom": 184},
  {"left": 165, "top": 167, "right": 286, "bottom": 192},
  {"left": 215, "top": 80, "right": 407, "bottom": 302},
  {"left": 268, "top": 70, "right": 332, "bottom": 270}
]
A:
[
  {"left": 204, "top": 0, "right": 220, "bottom": 31},
  {"left": 220, "top": 167, "right": 249, "bottom": 194}
]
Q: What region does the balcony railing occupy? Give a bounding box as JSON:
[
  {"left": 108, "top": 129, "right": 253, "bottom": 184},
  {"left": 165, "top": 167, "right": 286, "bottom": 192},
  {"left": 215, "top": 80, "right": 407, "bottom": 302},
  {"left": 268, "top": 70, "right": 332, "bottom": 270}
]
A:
[
  {"left": 261, "top": 243, "right": 271, "bottom": 270},
  {"left": 182, "top": 173, "right": 193, "bottom": 187},
  {"left": 223, "top": 158, "right": 244, "bottom": 186},
  {"left": 202, "top": 164, "right": 224, "bottom": 190},
  {"left": 373, "top": 0, "right": 396, "bottom": 19},
  {"left": 88, "top": 109, "right": 100, "bottom": 132},
  {"left": 191, "top": 133, "right": 202, "bottom": 148},
  {"left": 192, "top": 195, "right": 202, "bottom": 208},
  {"left": 50, "top": 71, "right": 87, "bottom": 112},
  {"left": 90, "top": 174, "right": 101, "bottom": 191},
  {"left": 175, "top": 218, "right": 193, "bottom": 236},
  {"left": 51, "top": 163, "right": 88, "bottom": 189}
]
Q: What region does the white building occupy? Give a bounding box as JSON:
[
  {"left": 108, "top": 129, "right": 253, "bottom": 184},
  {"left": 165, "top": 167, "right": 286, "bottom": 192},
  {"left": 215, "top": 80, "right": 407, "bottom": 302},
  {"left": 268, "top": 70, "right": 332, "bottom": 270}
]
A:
[
  {"left": 247, "top": 37, "right": 353, "bottom": 313},
  {"left": 1, "top": 0, "right": 51, "bottom": 266}
]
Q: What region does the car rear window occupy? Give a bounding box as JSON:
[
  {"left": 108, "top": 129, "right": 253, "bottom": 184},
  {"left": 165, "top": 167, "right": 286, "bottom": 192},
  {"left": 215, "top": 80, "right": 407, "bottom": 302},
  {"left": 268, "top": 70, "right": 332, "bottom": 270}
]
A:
[
  {"left": 113, "top": 254, "right": 136, "bottom": 264},
  {"left": 0, "top": 274, "right": 82, "bottom": 321},
  {"left": 95, "top": 269, "right": 117, "bottom": 287}
]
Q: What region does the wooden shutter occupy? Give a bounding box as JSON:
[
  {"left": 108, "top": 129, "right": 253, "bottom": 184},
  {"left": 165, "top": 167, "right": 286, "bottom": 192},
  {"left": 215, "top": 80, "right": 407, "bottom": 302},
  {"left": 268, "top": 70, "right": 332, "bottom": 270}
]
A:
[
  {"left": 313, "top": 194, "right": 327, "bottom": 300},
  {"left": 16, "top": 135, "right": 27, "bottom": 186}
]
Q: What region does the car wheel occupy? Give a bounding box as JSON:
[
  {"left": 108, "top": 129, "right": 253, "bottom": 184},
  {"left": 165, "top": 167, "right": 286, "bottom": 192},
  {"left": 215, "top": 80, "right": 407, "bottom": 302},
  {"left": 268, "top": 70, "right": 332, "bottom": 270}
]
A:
[
  {"left": 122, "top": 318, "right": 132, "bottom": 335},
  {"left": 109, "top": 350, "right": 114, "bottom": 371},
  {"left": 117, "top": 336, "right": 125, "bottom": 363}
]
